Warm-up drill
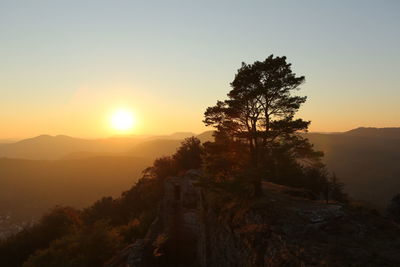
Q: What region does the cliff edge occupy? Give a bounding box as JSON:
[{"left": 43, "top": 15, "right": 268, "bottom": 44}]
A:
[{"left": 107, "top": 171, "right": 400, "bottom": 267}]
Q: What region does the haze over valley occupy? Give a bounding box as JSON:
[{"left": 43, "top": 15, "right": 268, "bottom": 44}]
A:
[{"left": 1, "top": 127, "right": 399, "bottom": 234}]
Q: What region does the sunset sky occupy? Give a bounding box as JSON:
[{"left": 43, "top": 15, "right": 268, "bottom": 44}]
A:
[{"left": 1, "top": 1, "right": 399, "bottom": 139}]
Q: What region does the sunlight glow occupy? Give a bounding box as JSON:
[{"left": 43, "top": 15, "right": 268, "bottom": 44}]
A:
[{"left": 110, "top": 109, "right": 135, "bottom": 131}]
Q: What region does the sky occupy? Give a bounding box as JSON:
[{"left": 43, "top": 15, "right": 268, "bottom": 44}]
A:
[{"left": 0, "top": 0, "right": 399, "bottom": 139}]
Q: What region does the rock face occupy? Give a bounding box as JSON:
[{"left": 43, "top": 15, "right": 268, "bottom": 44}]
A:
[
  {"left": 200, "top": 183, "right": 400, "bottom": 266},
  {"left": 108, "top": 171, "right": 400, "bottom": 267},
  {"left": 106, "top": 170, "right": 203, "bottom": 267},
  {"left": 159, "top": 169, "right": 202, "bottom": 266}
]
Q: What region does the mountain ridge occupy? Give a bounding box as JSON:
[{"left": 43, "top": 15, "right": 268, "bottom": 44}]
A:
[
  {"left": 1, "top": 127, "right": 399, "bottom": 211},
  {"left": 342, "top": 127, "right": 400, "bottom": 139},
  {"left": 0, "top": 131, "right": 214, "bottom": 160}
]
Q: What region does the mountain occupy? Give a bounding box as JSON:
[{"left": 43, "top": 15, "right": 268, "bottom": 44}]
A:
[
  {"left": 126, "top": 132, "right": 214, "bottom": 159},
  {"left": 127, "top": 139, "right": 182, "bottom": 159},
  {"left": 0, "top": 156, "right": 151, "bottom": 222},
  {"left": 0, "top": 135, "right": 144, "bottom": 160},
  {"left": 304, "top": 130, "right": 400, "bottom": 210},
  {"left": 2, "top": 130, "right": 400, "bottom": 266},
  {"left": 0, "top": 132, "right": 212, "bottom": 161},
  {"left": 0, "top": 139, "right": 17, "bottom": 146},
  {"left": 192, "top": 128, "right": 399, "bottom": 211},
  {"left": 343, "top": 127, "right": 400, "bottom": 139},
  {"left": 2, "top": 128, "right": 399, "bottom": 210},
  {"left": 0, "top": 132, "right": 212, "bottom": 226},
  {"left": 61, "top": 151, "right": 125, "bottom": 160},
  {"left": 196, "top": 130, "right": 214, "bottom": 143},
  {"left": 164, "top": 132, "right": 196, "bottom": 140}
]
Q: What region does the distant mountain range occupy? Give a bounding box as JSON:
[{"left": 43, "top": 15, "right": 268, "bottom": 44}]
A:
[
  {"left": 304, "top": 127, "right": 400, "bottom": 210},
  {"left": 2, "top": 127, "right": 398, "bottom": 161},
  {"left": 0, "top": 132, "right": 205, "bottom": 160},
  {"left": 0, "top": 132, "right": 206, "bottom": 225},
  {"left": 0, "top": 127, "right": 399, "bottom": 219},
  {"left": 343, "top": 127, "right": 400, "bottom": 139}
]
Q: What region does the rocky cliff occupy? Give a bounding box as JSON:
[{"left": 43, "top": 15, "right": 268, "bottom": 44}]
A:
[{"left": 107, "top": 171, "right": 400, "bottom": 267}]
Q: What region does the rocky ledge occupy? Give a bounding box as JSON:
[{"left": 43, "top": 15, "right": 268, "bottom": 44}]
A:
[{"left": 107, "top": 172, "right": 400, "bottom": 267}]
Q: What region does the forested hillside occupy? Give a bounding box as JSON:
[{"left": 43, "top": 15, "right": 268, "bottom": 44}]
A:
[
  {"left": 0, "top": 157, "right": 150, "bottom": 228},
  {"left": 305, "top": 128, "right": 400, "bottom": 209}
]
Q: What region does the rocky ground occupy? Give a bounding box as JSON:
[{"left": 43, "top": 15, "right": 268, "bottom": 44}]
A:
[
  {"left": 202, "top": 181, "right": 400, "bottom": 266},
  {"left": 106, "top": 173, "right": 400, "bottom": 266}
]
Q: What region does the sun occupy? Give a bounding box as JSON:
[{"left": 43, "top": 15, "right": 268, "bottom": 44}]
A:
[{"left": 110, "top": 109, "right": 135, "bottom": 131}]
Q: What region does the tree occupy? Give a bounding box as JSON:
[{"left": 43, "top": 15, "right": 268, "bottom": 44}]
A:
[
  {"left": 142, "top": 156, "right": 177, "bottom": 180},
  {"left": 82, "top": 197, "right": 117, "bottom": 225},
  {"left": 0, "top": 206, "right": 81, "bottom": 267},
  {"left": 202, "top": 131, "right": 250, "bottom": 182},
  {"left": 328, "top": 173, "right": 348, "bottom": 203},
  {"left": 204, "top": 55, "right": 315, "bottom": 195},
  {"left": 141, "top": 137, "right": 202, "bottom": 180},
  {"left": 23, "top": 221, "right": 122, "bottom": 267},
  {"left": 173, "top": 137, "right": 203, "bottom": 171}
]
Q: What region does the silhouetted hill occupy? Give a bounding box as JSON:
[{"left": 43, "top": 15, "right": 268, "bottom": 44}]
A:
[
  {"left": 0, "top": 156, "right": 151, "bottom": 222},
  {"left": 0, "top": 132, "right": 211, "bottom": 160},
  {"left": 196, "top": 130, "right": 214, "bottom": 143},
  {"left": 0, "top": 135, "right": 143, "bottom": 160},
  {"left": 304, "top": 131, "right": 400, "bottom": 210},
  {"left": 127, "top": 139, "right": 182, "bottom": 158},
  {"left": 0, "top": 132, "right": 211, "bottom": 233},
  {"left": 2, "top": 128, "right": 399, "bottom": 211},
  {"left": 126, "top": 131, "right": 215, "bottom": 159},
  {"left": 343, "top": 127, "right": 400, "bottom": 139},
  {"left": 0, "top": 139, "right": 17, "bottom": 144},
  {"left": 61, "top": 132, "right": 214, "bottom": 161},
  {"left": 194, "top": 128, "right": 400, "bottom": 211},
  {"left": 61, "top": 151, "right": 125, "bottom": 160},
  {"left": 164, "top": 132, "right": 196, "bottom": 139}
]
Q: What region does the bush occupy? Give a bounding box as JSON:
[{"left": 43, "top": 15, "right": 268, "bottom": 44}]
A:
[
  {"left": 0, "top": 206, "right": 81, "bottom": 267},
  {"left": 23, "top": 221, "right": 122, "bottom": 267},
  {"left": 173, "top": 137, "right": 203, "bottom": 171}
]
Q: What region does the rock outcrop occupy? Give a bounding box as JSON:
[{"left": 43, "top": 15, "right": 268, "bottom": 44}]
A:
[{"left": 107, "top": 171, "right": 400, "bottom": 267}]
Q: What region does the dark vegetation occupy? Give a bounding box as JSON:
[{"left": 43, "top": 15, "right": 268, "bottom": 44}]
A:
[
  {"left": 0, "top": 164, "right": 158, "bottom": 266},
  {"left": 202, "top": 55, "right": 346, "bottom": 201}
]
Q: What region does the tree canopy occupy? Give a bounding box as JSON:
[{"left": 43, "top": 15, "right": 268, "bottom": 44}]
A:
[{"left": 204, "top": 55, "right": 324, "bottom": 195}]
